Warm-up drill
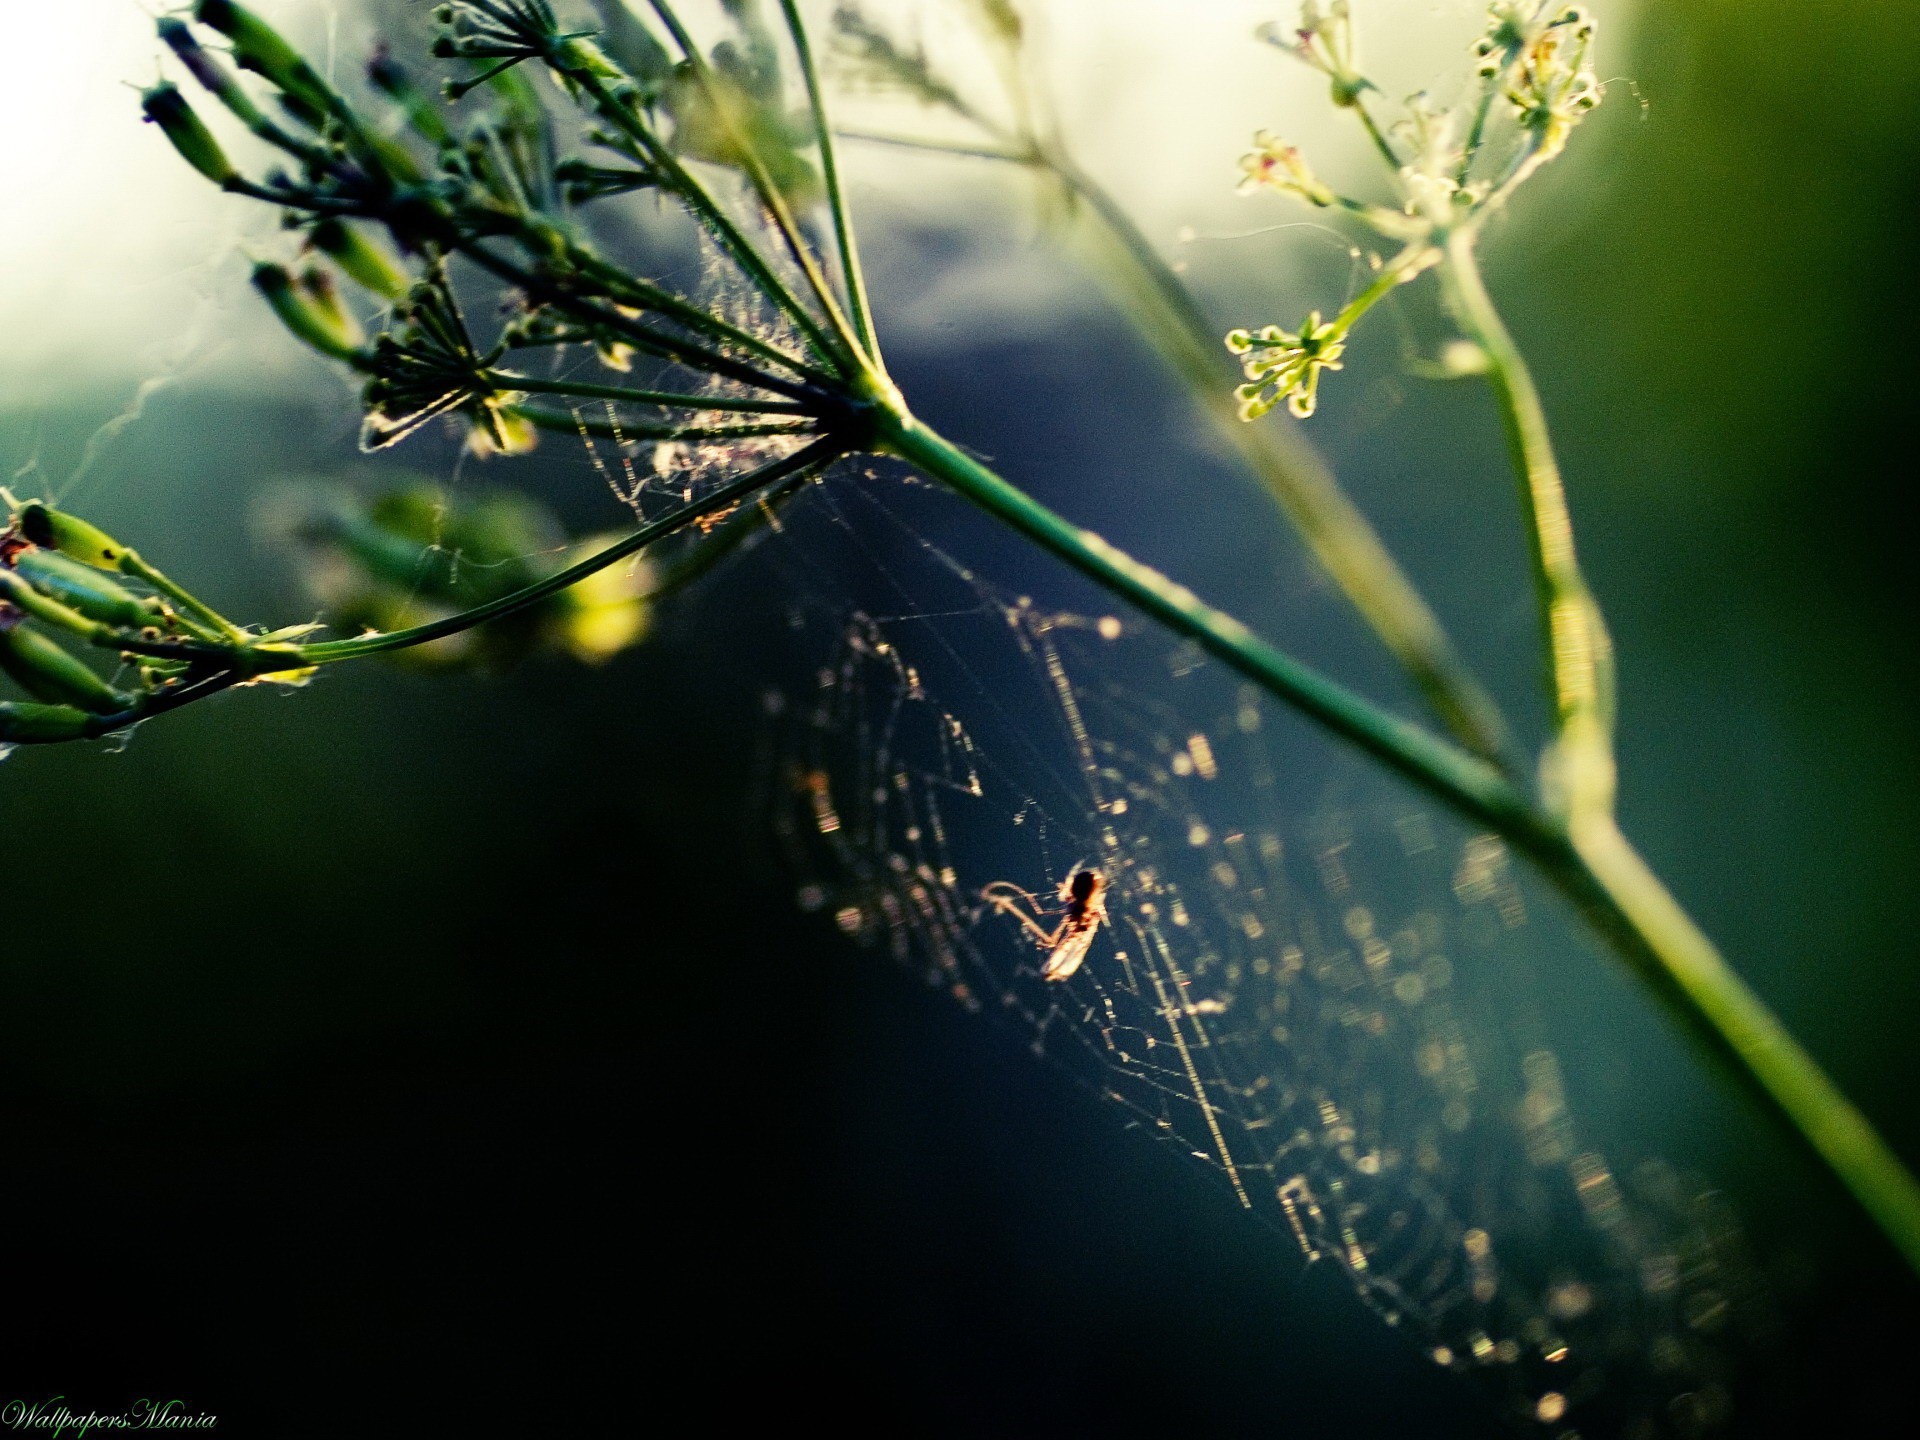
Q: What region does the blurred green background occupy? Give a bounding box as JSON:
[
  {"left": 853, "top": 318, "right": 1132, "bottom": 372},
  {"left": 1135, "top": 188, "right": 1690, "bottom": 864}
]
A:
[{"left": 3, "top": 0, "right": 1917, "bottom": 1433}]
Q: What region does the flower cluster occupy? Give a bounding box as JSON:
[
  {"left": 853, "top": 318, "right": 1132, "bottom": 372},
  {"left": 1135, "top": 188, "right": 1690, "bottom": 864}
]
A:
[
  {"left": 1226, "top": 315, "right": 1348, "bottom": 420},
  {"left": 1504, "top": 7, "right": 1600, "bottom": 159},
  {"left": 1226, "top": 2, "right": 1602, "bottom": 423},
  {"left": 1393, "top": 94, "right": 1470, "bottom": 224},
  {"left": 360, "top": 269, "right": 533, "bottom": 456},
  {"left": 1257, "top": 0, "right": 1368, "bottom": 107},
  {"left": 1235, "top": 130, "right": 1334, "bottom": 204}
]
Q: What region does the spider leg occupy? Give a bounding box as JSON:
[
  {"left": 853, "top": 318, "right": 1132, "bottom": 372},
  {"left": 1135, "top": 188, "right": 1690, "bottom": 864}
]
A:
[{"left": 979, "top": 883, "right": 1069, "bottom": 949}]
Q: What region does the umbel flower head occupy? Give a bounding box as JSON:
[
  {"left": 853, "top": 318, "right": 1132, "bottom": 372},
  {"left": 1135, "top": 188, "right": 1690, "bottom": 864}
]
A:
[
  {"left": 1236, "top": 130, "right": 1334, "bottom": 204},
  {"left": 1505, "top": 7, "right": 1601, "bottom": 159},
  {"left": 361, "top": 267, "right": 534, "bottom": 456},
  {"left": 1258, "top": 0, "right": 1369, "bottom": 108},
  {"left": 1226, "top": 315, "right": 1347, "bottom": 419}
]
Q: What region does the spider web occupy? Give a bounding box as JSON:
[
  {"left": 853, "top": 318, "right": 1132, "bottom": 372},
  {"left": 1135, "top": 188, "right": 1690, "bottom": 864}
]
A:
[
  {"left": 6, "top": 3, "right": 1769, "bottom": 1424},
  {"left": 749, "top": 469, "right": 1764, "bottom": 1437}
]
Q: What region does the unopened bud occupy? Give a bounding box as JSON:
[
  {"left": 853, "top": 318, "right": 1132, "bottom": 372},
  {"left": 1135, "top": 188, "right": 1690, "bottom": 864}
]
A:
[
  {"left": 9, "top": 548, "right": 158, "bottom": 628},
  {"left": 0, "top": 700, "right": 98, "bottom": 744},
  {"left": 252, "top": 261, "right": 364, "bottom": 360},
  {"left": 16, "top": 503, "right": 131, "bottom": 572},
  {"left": 309, "top": 220, "right": 410, "bottom": 299},
  {"left": 0, "top": 625, "right": 130, "bottom": 715},
  {"left": 141, "top": 82, "right": 237, "bottom": 186},
  {"left": 194, "top": 0, "right": 331, "bottom": 113}
]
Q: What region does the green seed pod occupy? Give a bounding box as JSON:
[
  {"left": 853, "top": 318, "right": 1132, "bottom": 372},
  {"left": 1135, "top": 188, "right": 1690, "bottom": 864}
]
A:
[
  {"left": 160, "top": 16, "right": 268, "bottom": 128},
  {"left": 252, "top": 261, "right": 364, "bottom": 361},
  {"left": 309, "top": 220, "right": 410, "bottom": 300},
  {"left": 0, "top": 625, "right": 130, "bottom": 714},
  {"left": 16, "top": 503, "right": 131, "bottom": 571},
  {"left": 9, "top": 548, "right": 158, "bottom": 629},
  {"left": 193, "top": 0, "right": 330, "bottom": 112},
  {"left": 366, "top": 51, "right": 456, "bottom": 147},
  {"left": 141, "top": 82, "right": 238, "bottom": 186},
  {"left": 0, "top": 700, "right": 98, "bottom": 745}
]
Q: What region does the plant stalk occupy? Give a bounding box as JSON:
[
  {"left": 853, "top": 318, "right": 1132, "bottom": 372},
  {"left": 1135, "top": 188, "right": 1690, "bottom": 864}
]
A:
[
  {"left": 873, "top": 407, "right": 1536, "bottom": 836},
  {"left": 1439, "top": 229, "right": 1616, "bottom": 810}
]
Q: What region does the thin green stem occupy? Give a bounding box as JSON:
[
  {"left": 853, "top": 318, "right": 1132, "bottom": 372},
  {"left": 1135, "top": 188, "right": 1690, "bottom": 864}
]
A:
[
  {"left": 1457, "top": 83, "right": 1499, "bottom": 185},
  {"left": 510, "top": 405, "right": 815, "bottom": 442},
  {"left": 457, "top": 241, "right": 823, "bottom": 403},
  {"left": 642, "top": 1, "right": 870, "bottom": 370},
  {"left": 875, "top": 408, "right": 1535, "bottom": 834},
  {"left": 837, "top": 126, "right": 1516, "bottom": 772},
  {"left": 879, "top": 404, "right": 1920, "bottom": 1282},
  {"left": 1351, "top": 97, "right": 1401, "bottom": 171},
  {"left": 559, "top": 62, "right": 846, "bottom": 369},
  {"left": 778, "top": 0, "right": 880, "bottom": 366},
  {"left": 1439, "top": 231, "right": 1615, "bottom": 808},
  {"left": 1042, "top": 149, "right": 1515, "bottom": 771},
  {"left": 547, "top": 237, "right": 839, "bottom": 385},
  {"left": 1331, "top": 242, "right": 1439, "bottom": 334},
  {"left": 487, "top": 371, "right": 814, "bottom": 414},
  {"left": 1560, "top": 816, "right": 1920, "bottom": 1274},
  {"left": 293, "top": 435, "right": 840, "bottom": 663}
]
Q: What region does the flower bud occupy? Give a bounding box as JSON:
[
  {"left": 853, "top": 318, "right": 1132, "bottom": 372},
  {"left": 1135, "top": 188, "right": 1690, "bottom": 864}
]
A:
[
  {"left": 0, "top": 700, "right": 97, "bottom": 745},
  {"left": 309, "top": 220, "right": 410, "bottom": 299},
  {"left": 160, "top": 16, "right": 268, "bottom": 128},
  {"left": 16, "top": 503, "right": 130, "bottom": 571},
  {"left": 141, "top": 82, "right": 238, "bottom": 186},
  {"left": 8, "top": 548, "right": 158, "bottom": 629},
  {"left": 252, "top": 261, "right": 364, "bottom": 360},
  {"left": 193, "top": 0, "right": 330, "bottom": 113},
  {"left": 0, "top": 624, "right": 130, "bottom": 715}
]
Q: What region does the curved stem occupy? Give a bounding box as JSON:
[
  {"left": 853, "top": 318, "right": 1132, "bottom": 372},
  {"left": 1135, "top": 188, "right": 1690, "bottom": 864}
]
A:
[
  {"left": 641, "top": 3, "right": 868, "bottom": 368},
  {"left": 836, "top": 127, "right": 1514, "bottom": 771},
  {"left": 561, "top": 62, "right": 846, "bottom": 370},
  {"left": 1351, "top": 98, "right": 1400, "bottom": 171},
  {"left": 1043, "top": 146, "right": 1517, "bottom": 771},
  {"left": 510, "top": 406, "right": 816, "bottom": 442},
  {"left": 1560, "top": 817, "right": 1920, "bottom": 1274}
]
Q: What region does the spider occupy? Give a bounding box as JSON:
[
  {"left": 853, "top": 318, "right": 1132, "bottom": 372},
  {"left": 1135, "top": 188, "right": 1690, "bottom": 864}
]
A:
[{"left": 980, "top": 867, "right": 1110, "bottom": 982}]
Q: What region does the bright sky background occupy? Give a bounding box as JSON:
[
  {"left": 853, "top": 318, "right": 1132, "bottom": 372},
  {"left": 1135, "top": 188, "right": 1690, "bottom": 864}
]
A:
[{"left": 0, "top": 0, "right": 1639, "bottom": 402}]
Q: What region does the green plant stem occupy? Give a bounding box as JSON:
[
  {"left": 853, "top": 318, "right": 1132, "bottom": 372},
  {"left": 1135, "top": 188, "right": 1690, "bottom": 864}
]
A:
[
  {"left": 1439, "top": 231, "right": 1615, "bottom": 805},
  {"left": 778, "top": 0, "right": 880, "bottom": 365},
  {"left": 457, "top": 240, "right": 824, "bottom": 403},
  {"left": 559, "top": 62, "right": 846, "bottom": 370},
  {"left": 1350, "top": 98, "right": 1400, "bottom": 170},
  {"left": 486, "top": 371, "right": 814, "bottom": 414},
  {"left": 1040, "top": 148, "right": 1516, "bottom": 771},
  {"left": 1332, "top": 242, "right": 1439, "bottom": 333},
  {"left": 873, "top": 407, "right": 1534, "bottom": 834},
  {"left": 838, "top": 127, "right": 1514, "bottom": 772},
  {"left": 513, "top": 406, "right": 814, "bottom": 442},
  {"left": 641, "top": 2, "right": 869, "bottom": 368},
  {"left": 1558, "top": 816, "right": 1920, "bottom": 1273}
]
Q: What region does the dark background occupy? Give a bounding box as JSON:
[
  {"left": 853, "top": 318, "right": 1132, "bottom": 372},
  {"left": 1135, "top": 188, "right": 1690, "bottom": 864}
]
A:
[{"left": 4, "top": 0, "right": 1918, "bottom": 1434}]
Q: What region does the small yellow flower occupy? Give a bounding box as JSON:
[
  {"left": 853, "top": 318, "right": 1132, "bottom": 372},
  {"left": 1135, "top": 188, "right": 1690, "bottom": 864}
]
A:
[{"left": 1225, "top": 313, "right": 1347, "bottom": 420}]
